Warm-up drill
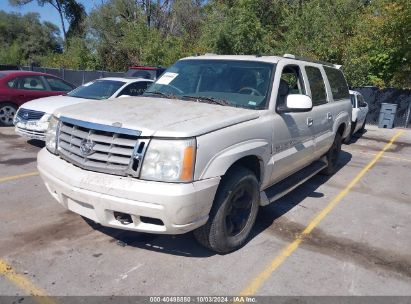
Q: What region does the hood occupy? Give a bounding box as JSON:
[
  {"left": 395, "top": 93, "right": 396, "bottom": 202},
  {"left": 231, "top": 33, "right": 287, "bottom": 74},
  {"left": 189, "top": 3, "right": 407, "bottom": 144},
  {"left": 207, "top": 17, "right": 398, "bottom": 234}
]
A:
[
  {"left": 54, "top": 96, "right": 260, "bottom": 137},
  {"left": 20, "top": 95, "right": 92, "bottom": 114}
]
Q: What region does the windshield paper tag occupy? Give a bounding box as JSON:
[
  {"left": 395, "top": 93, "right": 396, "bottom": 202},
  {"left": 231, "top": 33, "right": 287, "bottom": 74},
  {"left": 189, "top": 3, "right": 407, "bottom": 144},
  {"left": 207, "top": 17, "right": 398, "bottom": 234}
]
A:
[{"left": 156, "top": 72, "right": 178, "bottom": 85}]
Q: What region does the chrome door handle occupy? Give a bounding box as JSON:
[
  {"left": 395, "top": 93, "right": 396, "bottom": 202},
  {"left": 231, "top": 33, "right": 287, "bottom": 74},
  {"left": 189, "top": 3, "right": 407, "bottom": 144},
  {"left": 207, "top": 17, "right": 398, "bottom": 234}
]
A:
[
  {"left": 327, "top": 112, "right": 333, "bottom": 120},
  {"left": 307, "top": 117, "right": 313, "bottom": 127}
]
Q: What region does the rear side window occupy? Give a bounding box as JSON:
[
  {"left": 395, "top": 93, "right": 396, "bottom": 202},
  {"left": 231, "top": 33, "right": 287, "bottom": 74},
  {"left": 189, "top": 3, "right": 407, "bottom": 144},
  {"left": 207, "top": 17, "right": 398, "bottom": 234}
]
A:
[
  {"left": 324, "top": 67, "right": 349, "bottom": 100},
  {"left": 357, "top": 94, "right": 367, "bottom": 107},
  {"left": 305, "top": 66, "right": 327, "bottom": 106},
  {"left": 17, "top": 76, "right": 46, "bottom": 91},
  {"left": 118, "top": 81, "right": 151, "bottom": 97},
  {"left": 45, "top": 76, "right": 74, "bottom": 92}
]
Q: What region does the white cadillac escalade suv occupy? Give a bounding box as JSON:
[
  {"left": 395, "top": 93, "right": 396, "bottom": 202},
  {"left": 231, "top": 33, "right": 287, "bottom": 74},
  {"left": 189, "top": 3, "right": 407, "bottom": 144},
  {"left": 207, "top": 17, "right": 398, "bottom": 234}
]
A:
[{"left": 38, "top": 54, "right": 352, "bottom": 253}]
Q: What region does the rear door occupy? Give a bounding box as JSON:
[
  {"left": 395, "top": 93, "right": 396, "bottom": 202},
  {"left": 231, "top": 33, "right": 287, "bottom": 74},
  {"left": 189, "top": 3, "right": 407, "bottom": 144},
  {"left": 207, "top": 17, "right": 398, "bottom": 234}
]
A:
[
  {"left": 13, "top": 76, "right": 50, "bottom": 105},
  {"left": 356, "top": 94, "right": 368, "bottom": 126},
  {"left": 303, "top": 65, "right": 334, "bottom": 158}
]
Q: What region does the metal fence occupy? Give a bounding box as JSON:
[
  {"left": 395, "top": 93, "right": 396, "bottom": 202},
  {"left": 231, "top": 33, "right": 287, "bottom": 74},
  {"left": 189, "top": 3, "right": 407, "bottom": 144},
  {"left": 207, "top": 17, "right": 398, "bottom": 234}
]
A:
[
  {"left": 352, "top": 87, "right": 411, "bottom": 128},
  {"left": 20, "top": 66, "right": 124, "bottom": 87}
]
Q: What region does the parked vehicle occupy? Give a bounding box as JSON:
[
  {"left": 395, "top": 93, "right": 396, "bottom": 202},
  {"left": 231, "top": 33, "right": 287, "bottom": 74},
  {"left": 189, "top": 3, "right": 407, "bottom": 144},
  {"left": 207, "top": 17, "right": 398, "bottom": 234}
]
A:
[
  {"left": 0, "top": 71, "right": 75, "bottom": 126},
  {"left": 14, "top": 77, "right": 153, "bottom": 140},
  {"left": 125, "top": 66, "right": 166, "bottom": 80},
  {"left": 344, "top": 90, "right": 368, "bottom": 143},
  {"left": 38, "top": 54, "right": 351, "bottom": 253}
]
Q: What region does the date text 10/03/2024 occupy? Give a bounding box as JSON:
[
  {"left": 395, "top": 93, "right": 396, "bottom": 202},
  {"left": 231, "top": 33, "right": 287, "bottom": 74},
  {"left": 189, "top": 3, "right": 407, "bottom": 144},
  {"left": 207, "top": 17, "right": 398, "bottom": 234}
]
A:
[{"left": 149, "top": 296, "right": 257, "bottom": 303}]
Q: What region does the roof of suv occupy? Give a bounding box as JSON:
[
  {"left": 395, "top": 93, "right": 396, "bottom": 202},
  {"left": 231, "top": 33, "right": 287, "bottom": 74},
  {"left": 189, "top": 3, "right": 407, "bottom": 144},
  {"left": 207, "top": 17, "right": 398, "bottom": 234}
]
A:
[
  {"left": 182, "top": 54, "right": 283, "bottom": 64},
  {"left": 182, "top": 54, "right": 340, "bottom": 68}
]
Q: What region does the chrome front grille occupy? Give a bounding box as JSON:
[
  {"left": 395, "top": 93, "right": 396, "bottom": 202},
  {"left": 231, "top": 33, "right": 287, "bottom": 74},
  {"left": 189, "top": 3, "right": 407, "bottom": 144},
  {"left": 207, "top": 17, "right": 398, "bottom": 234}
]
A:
[
  {"left": 57, "top": 116, "right": 146, "bottom": 177},
  {"left": 17, "top": 108, "right": 45, "bottom": 121}
]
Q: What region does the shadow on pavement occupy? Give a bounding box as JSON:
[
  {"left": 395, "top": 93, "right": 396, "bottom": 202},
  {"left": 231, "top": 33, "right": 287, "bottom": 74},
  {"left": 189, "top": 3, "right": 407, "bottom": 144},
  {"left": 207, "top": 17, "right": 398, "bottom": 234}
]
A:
[
  {"left": 86, "top": 151, "right": 352, "bottom": 257},
  {"left": 27, "top": 139, "right": 45, "bottom": 148}
]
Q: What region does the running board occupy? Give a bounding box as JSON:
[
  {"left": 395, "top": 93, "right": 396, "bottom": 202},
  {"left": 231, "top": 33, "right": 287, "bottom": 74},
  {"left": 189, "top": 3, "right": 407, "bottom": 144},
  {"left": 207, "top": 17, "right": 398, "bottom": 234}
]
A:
[{"left": 260, "top": 158, "right": 328, "bottom": 206}]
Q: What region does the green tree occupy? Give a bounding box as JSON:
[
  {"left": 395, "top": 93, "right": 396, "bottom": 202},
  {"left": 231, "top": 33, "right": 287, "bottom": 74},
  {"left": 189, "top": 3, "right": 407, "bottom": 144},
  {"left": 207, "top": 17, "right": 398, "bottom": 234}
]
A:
[
  {"left": 345, "top": 0, "right": 411, "bottom": 88},
  {"left": 0, "top": 10, "right": 62, "bottom": 65},
  {"left": 199, "top": 0, "right": 270, "bottom": 54},
  {"left": 9, "top": 0, "right": 86, "bottom": 43},
  {"left": 280, "top": 0, "right": 363, "bottom": 63}
]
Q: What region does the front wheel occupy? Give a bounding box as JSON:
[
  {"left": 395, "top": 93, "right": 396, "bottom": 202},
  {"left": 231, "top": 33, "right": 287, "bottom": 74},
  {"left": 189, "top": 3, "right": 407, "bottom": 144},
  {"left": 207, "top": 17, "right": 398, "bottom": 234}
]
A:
[
  {"left": 194, "top": 166, "right": 260, "bottom": 253},
  {"left": 321, "top": 132, "right": 342, "bottom": 176},
  {"left": 0, "top": 103, "right": 17, "bottom": 126}
]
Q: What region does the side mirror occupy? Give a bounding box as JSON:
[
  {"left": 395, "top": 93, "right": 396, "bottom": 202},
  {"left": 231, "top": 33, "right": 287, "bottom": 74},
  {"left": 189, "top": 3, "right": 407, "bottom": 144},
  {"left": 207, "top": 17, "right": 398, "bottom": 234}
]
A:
[{"left": 282, "top": 94, "right": 313, "bottom": 112}]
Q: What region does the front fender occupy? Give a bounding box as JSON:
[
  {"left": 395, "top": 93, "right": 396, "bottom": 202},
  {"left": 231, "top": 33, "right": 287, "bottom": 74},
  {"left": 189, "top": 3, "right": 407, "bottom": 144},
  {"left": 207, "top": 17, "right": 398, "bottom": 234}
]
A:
[{"left": 198, "top": 139, "right": 270, "bottom": 181}]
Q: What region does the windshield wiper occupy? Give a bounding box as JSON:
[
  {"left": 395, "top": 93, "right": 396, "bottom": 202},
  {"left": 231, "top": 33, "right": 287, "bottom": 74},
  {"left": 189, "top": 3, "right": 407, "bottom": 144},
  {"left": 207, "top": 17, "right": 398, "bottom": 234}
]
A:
[
  {"left": 143, "top": 91, "right": 177, "bottom": 99},
  {"left": 181, "top": 95, "right": 231, "bottom": 107}
]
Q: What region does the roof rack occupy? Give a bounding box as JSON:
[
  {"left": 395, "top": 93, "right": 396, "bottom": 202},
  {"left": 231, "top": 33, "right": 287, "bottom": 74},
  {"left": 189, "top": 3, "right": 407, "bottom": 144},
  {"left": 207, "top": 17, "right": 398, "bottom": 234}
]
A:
[{"left": 283, "top": 53, "right": 337, "bottom": 68}]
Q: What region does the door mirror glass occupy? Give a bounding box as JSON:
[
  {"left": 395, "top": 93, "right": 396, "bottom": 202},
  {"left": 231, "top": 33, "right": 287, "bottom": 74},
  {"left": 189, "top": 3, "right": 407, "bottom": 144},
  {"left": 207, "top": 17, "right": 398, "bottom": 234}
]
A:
[{"left": 284, "top": 94, "right": 313, "bottom": 112}]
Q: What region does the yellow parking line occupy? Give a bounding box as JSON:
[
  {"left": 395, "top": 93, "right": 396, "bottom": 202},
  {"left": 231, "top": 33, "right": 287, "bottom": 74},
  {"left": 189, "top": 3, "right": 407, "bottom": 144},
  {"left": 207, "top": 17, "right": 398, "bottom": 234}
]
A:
[
  {"left": 0, "top": 259, "right": 56, "bottom": 304},
  {"left": 240, "top": 130, "right": 404, "bottom": 296},
  {"left": 0, "top": 171, "right": 39, "bottom": 184}
]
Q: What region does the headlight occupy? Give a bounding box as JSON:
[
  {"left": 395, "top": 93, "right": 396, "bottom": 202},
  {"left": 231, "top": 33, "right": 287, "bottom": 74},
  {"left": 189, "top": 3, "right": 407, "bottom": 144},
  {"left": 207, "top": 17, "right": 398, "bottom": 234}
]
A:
[
  {"left": 45, "top": 116, "right": 59, "bottom": 154},
  {"left": 37, "top": 113, "right": 52, "bottom": 130},
  {"left": 140, "top": 139, "right": 196, "bottom": 182}
]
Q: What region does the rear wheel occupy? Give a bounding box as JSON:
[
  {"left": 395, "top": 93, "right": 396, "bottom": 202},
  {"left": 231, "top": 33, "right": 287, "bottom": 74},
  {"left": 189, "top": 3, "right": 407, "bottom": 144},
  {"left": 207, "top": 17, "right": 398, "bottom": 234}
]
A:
[
  {"left": 321, "top": 132, "right": 342, "bottom": 176},
  {"left": 194, "top": 166, "right": 259, "bottom": 253},
  {"left": 0, "top": 103, "right": 17, "bottom": 126}
]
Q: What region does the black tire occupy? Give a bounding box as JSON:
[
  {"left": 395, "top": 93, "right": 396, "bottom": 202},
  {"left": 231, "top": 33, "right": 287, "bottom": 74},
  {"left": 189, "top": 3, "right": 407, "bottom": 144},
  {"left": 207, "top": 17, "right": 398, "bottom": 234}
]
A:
[
  {"left": 321, "top": 132, "right": 342, "bottom": 176},
  {"left": 343, "top": 121, "right": 356, "bottom": 144},
  {"left": 0, "top": 103, "right": 17, "bottom": 126},
  {"left": 193, "top": 166, "right": 259, "bottom": 253}
]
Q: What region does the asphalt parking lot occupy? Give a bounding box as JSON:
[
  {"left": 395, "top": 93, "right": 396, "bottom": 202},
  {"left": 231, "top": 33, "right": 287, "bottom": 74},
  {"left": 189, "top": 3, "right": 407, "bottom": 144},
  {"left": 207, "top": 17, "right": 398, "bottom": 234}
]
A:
[{"left": 0, "top": 125, "right": 410, "bottom": 297}]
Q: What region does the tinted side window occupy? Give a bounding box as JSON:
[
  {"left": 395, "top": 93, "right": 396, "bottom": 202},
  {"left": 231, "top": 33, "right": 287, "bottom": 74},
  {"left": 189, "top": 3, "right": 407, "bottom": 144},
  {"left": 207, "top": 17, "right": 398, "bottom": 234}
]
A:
[
  {"left": 17, "top": 76, "right": 46, "bottom": 91},
  {"left": 323, "top": 67, "right": 349, "bottom": 100},
  {"left": 277, "top": 65, "right": 306, "bottom": 110},
  {"left": 45, "top": 76, "right": 74, "bottom": 92},
  {"left": 358, "top": 95, "right": 367, "bottom": 107},
  {"left": 305, "top": 66, "right": 327, "bottom": 106},
  {"left": 119, "top": 82, "right": 151, "bottom": 96}
]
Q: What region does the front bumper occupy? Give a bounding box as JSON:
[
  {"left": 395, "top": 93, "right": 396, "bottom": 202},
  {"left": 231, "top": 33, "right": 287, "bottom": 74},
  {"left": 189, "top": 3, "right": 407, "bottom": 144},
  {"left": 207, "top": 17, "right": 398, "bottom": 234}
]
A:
[
  {"left": 37, "top": 148, "right": 220, "bottom": 234},
  {"left": 15, "top": 126, "right": 46, "bottom": 140}
]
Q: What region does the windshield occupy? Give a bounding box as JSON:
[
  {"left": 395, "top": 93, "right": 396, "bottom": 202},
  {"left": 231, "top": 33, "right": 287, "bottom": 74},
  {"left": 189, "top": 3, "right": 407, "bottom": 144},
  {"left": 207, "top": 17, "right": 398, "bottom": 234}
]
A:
[
  {"left": 144, "top": 59, "right": 275, "bottom": 109},
  {"left": 68, "top": 80, "right": 125, "bottom": 100}
]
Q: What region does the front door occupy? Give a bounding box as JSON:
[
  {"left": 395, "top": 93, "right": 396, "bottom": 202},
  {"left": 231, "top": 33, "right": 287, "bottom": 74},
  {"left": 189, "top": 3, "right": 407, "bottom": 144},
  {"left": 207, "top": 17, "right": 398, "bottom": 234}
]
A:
[{"left": 269, "top": 62, "right": 316, "bottom": 185}]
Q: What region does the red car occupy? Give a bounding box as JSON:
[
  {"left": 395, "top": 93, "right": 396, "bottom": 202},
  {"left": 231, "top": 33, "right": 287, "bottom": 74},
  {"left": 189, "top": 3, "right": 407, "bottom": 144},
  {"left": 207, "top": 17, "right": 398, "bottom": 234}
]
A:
[{"left": 0, "top": 70, "right": 76, "bottom": 126}]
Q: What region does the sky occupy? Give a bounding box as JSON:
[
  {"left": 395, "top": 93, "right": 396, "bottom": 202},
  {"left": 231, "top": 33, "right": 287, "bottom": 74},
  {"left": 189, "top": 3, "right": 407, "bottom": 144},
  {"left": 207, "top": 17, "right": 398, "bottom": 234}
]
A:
[{"left": 0, "top": 0, "right": 101, "bottom": 35}]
